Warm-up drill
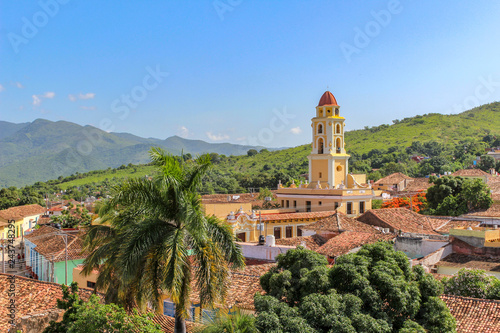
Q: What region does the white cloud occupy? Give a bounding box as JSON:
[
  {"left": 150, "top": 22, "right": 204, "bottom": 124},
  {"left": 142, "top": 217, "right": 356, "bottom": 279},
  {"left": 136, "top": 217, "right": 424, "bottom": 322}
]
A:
[
  {"left": 290, "top": 126, "right": 302, "bottom": 134},
  {"left": 0, "top": 84, "right": 4, "bottom": 92},
  {"left": 69, "top": 92, "right": 95, "bottom": 101},
  {"left": 32, "top": 95, "right": 42, "bottom": 106},
  {"left": 15, "top": 82, "right": 23, "bottom": 89},
  {"left": 206, "top": 132, "right": 229, "bottom": 141},
  {"left": 178, "top": 126, "right": 190, "bottom": 138},
  {"left": 32, "top": 92, "right": 55, "bottom": 106},
  {"left": 80, "top": 106, "right": 96, "bottom": 110},
  {"left": 79, "top": 93, "right": 95, "bottom": 99}
]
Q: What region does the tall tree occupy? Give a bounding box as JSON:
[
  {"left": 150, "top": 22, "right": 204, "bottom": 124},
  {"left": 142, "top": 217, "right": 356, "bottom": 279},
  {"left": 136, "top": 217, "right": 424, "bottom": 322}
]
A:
[{"left": 82, "top": 148, "right": 245, "bottom": 333}]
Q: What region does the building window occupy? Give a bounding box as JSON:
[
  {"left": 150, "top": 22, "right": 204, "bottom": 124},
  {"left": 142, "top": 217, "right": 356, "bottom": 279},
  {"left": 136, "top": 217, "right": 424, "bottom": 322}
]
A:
[
  {"left": 297, "top": 226, "right": 303, "bottom": 237},
  {"left": 281, "top": 200, "right": 284, "bottom": 207},
  {"left": 318, "top": 124, "right": 323, "bottom": 134},
  {"left": 286, "top": 200, "right": 290, "bottom": 208},
  {"left": 319, "top": 201, "right": 322, "bottom": 206},
  {"left": 335, "top": 109, "right": 339, "bottom": 116},
  {"left": 87, "top": 281, "right": 96, "bottom": 289},
  {"left": 319, "top": 172, "right": 322, "bottom": 178},
  {"left": 274, "top": 227, "right": 281, "bottom": 239},
  {"left": 164, "top": 301, "right": 175, "bottom": 317},
  {"left": 334, "top": 202, "right": 339, "bottom": 210},
  {"left": 347, "top": 202, "right": 353, "bottom": 215},
  {"left": 293, "top": 200, "right": 297, "bottom": 208},
  {"left": 359, "top": 201, "right": 365, "bottom": 214},
  {"left": 336, "top": 124, "right": 341, "bottom": 133},
  {"left": 286, "top": 226, "right": 293, "bottom": 238},
  {"left": 337, "top": 166, "right": 342, "bottom": 171},
  {"left": 318, "top": 138, "right": 324, "bottom": 154},
  {"left": 306, "top": 201, "right": 311, "bottom": 212}
]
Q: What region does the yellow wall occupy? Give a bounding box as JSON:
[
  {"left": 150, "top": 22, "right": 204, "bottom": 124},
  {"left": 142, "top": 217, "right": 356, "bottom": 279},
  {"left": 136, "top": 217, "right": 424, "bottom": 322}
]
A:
[
  {"left": 73, "top": 266, "right": 102, "bottom": 291},
  {"left": 310, "top": 159, "right": 329, "bottom": 184},
  {"left": 202, "top": 202, "right": 253, "bottom": 219}
]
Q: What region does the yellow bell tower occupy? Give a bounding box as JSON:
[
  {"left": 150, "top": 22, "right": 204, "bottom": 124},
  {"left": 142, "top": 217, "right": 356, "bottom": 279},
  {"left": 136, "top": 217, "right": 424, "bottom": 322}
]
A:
[{"left": 308, "top": 91, "right": 350, "bottom": 189}]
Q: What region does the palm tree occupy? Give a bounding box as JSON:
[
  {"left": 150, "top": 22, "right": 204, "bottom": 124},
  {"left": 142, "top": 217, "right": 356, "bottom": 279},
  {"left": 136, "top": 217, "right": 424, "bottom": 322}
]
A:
[
  {"left": 197, "top": 310, "right": 258, "bottom": 333},
  {"left": 82, "top": 148, "right": 245, "bottom": 333}
]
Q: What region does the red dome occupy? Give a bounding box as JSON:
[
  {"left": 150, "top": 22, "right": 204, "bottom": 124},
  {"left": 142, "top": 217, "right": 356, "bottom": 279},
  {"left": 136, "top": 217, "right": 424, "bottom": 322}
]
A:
[{"left": 318, "top": 91, "right": 338, "bottom": 106}]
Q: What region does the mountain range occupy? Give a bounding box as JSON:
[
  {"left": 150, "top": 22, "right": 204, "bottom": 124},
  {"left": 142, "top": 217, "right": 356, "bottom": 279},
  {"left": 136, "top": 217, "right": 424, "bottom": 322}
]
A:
[{"left": 0, "top": 119, "right": 270, "bottom": 187}]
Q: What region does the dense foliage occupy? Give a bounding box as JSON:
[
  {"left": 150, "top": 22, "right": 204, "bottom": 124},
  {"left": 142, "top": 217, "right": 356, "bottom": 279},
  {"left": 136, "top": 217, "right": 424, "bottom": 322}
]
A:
[
  {"left": 43, "top": 283, "right": 161, "bottom": 333},
  {"left": 198, "top": 310, "right": 258, "bottom": 333},
  {"left": 426, "top": 176, "right": 493, "bottom": 216},
  {"left": 256, "top": 244, "right": 456, "bottom": 333},
  {"left": 442, "top": 269, "right": 500, "bottom": 300},
  {"left": 50, "top": 203, "right": 92, "bottom": 228}
]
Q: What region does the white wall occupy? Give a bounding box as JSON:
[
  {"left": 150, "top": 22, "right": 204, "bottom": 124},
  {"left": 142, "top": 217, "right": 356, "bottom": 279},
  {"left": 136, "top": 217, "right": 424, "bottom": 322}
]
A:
[{"left": 238, "top": 242, "right": 295, "bottom": 261}]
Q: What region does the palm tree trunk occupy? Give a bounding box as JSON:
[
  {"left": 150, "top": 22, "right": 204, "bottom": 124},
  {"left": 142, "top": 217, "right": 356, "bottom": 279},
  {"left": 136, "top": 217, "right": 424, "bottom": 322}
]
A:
[{"left": 174, "top": 309, "right": 186, "bottom": 333}]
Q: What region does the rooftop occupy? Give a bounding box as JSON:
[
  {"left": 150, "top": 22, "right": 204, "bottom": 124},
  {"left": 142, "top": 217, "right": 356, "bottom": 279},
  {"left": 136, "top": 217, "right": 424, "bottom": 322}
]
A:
[
  {"left": 0, "top": 273, "right": 94, "bottom": 332},
  {"left": 315, "top": 231, "right": 394, "bottom": 258},
  {"left": 373, "top": 172, "right": 413, "bottom": 185},
  {"left": 317, "top": 90, "right": 338, "bottom": 107},
  {"left": 25, "top": 225, "right": 87, "bottom": 262},
  {"left": 357, "top": 208, "right": 439, "bottom": 235},
  {"left": 259, "top": 210, "right": 336, "bottom": 222},
  {"left": 452, "top": 169, "right": 490, "bottom": 177},
  {"left": 436, "top": 253, "right": 500, "bottom": 272},
  {"left": 201, "top": 192, "right": 274, "bottom": 205},
  {"left": 275, "top": 235, "right": 326, "bottom": 251},
  {"left": 0, "top": 204, "right": 45, "bottom": 221},
  {"left": 430, "top": 218, "right": 481, "bottom": 234},
  {"left": 440, "top": 294, "right": 500, "bottom": 332},
  {"left": 303, "top": 211, "right": 380, "bottom": 234}
]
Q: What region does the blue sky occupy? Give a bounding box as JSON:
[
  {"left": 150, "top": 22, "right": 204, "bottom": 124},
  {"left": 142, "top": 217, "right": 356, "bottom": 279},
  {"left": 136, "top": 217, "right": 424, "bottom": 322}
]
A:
[{"left": 1, "top": 0, "right": 500, "bottom": 148}]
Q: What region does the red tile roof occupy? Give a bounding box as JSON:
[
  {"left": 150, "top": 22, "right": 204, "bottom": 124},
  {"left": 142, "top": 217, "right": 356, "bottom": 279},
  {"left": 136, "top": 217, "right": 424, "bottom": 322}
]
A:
[
  {"left": 452, "top": 169, "right": 490, "bottom": 177},
  {"left": 463, "top": 203, "right": 500, "bottom": 218},
  {"left": 440, "top": 295, "right": 500, "bottom": 332},
  {"left": 357, "top": 208, "right": 439, "bottom": 235},
  {"left": 373, "top": 172, "right": 413, "bottom": 185},
  {"left": 436, "top": 253, "right": 500, "bottom": 272},
  {"left": 25, "top": 226, "right": 87, "bottom": 262},
  {"left": 303, "top": 211, "right": 380, "bottom": 234},
  {"left": 275, "top": 235, "right": 326, "bottom": 251},
  {"left": 0, "top": 204, "right": 45, "bottom": 221},
  {"left": 315, "top": 231, "right": 394, "bottom": 258},
  {"left": 0, "top": 274, "right": 94, "bottom": 332},
  {"left": 318, "top": 91, "right": 338, "bottom": 107}
]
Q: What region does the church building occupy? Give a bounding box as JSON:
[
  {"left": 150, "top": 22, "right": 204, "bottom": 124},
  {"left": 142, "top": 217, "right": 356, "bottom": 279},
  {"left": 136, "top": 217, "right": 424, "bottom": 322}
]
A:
[{"left": 276, "top": 91, "right": 374, "bottom": 216}]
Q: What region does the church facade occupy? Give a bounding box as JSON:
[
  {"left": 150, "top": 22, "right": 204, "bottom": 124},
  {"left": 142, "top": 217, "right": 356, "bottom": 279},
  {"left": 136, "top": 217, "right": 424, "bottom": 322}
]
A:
[{"left": 276, "top": 91, "right": 374, "bottom": 216}]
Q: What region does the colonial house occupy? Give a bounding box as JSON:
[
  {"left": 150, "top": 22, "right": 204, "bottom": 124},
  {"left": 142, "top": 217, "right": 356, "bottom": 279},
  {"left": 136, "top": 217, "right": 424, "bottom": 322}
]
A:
[
  {"left": 0, "top": 204, "right": 45, "bottom": 239},
  {"left": 24, "top": 225, "right": 87, "bottom": 284}
]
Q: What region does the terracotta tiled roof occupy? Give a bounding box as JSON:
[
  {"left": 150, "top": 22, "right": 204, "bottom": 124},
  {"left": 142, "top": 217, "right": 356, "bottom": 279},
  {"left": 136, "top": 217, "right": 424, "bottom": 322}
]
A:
[
  {"left": 431, "top": 218, "right": 481, "bottom": 234},
  {"left": 260, "top": 211, "right": 336, "bottom": 222},
  {"left": 318, "top": 91, "right": 338, "bottom": 106},
  {"left": 373, "top": 172, "right": 412, "bottom": 185},
  {"left": 452, "top": 169, "right": 490, "bottom": 177},
  {"left": 315, "top": 231, "right": 394, "bottom": 258},
  {"left": 403, "top": 177, "right": 433, "bottom": 192},
  {"left": 150, "top": 313, "right": 198, "bottom": 333},
  {"left": 440, "top": 295, "right": 500, "bottom": 332},
  {"left": 275, "top": 235, "right": 326, "bottom": 251},
  {"left": 436, "top": 253, "right": 500, "bottom": 272},
  {"left": 303, "top": 211, "right": 380, "bottom": 234},
  {"left": 0, "top": 274, "right": 95, "bottom": 332},
  {"left": 36, "top": 215, "right": 51, "bottom": 225},
  {"left": 189, "top": 263, "right": 274, "bottom": 310},
  {"left": 463, "top": 203, "right": 500, "bottom": 218},
  {"left": 25, "top": 226, "right": 87, "bottom": 262},
  {"left": 357, "top": 208, "right": 439, "bottom": 235},
  {"left": 0, "top": 204, "right": 45, "bottom": 221}
]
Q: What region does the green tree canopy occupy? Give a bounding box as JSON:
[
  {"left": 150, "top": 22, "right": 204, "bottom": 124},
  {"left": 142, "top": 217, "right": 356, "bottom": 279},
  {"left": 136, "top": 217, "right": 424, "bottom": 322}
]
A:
[{"left": 255, "top": 243, "right": 456, "bottom": 333}]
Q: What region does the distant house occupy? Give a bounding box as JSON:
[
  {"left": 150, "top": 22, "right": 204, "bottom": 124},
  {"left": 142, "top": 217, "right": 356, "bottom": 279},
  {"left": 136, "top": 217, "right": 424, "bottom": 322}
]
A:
[
  {"left": 357, "top": 208, "right": 439, "bottom": 236},
  {"left": 436, "top": 253, "right": 500, "bottom": 279},
  {"left": 373, "top": 172, "right": 413, "bottom": 192},
  {"left": 0, "top": 204, "right": 45, "bottom": 239},
  {"left": 452, "top": 169, "right": 490, "bottom": 183},
  {"left": 441, "top": 294, "right": 500, "bottom": 332},
  {"left": 24, "top": 225, "right": 87, "bottom": 284}
]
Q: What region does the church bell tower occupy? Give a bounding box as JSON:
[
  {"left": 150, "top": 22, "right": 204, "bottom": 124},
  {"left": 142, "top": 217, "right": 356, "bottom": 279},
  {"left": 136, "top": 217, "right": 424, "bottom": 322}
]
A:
[{"left": 308, "top": 91, "right": 350, "bottom": 189}]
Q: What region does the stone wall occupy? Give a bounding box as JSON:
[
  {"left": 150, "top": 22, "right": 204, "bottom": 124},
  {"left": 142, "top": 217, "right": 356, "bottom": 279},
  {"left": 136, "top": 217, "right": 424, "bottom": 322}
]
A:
[{"left": 9, "top": 309, "right": 64, "bottom": 333}]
